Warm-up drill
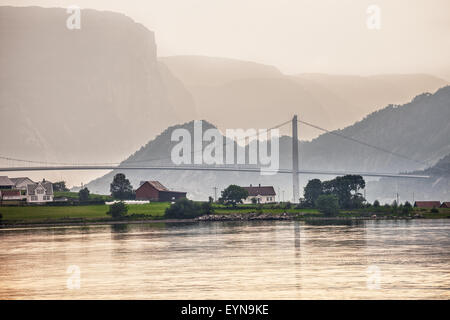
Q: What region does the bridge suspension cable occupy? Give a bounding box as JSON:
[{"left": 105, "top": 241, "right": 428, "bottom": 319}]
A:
[{"left": 297, "top": 118, "right": 448, "bottom": 173}]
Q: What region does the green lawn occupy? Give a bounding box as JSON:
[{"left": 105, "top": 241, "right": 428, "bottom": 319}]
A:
[
  {"left": 1, "top": 202, "right": 448, "bottom": 223},
  {"left": 0, "top": 202, "right": 171, "bottom": 222}
]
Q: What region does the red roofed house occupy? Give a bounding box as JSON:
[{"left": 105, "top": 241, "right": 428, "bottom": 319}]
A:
[
  {"left": 414, "top": 201, "right": 441, "bottom": 208},
  {"left": 135, "top": 181, "right": 187, "bottom": 202},
  {"left": 242, "top": 184, "right": 276, "bottom": 204},
  {"left": 440, "top": 202, "right": 450, "bottom": 208}
]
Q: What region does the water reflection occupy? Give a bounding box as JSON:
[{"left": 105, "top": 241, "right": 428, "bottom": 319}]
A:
[{"left": 0, "top": 220, "right": 448, "bottom": 299}]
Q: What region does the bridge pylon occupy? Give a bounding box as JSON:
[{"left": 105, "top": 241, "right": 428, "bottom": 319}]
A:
[{"left": 292, "top": 115, "right": 299, "bottom": 203}]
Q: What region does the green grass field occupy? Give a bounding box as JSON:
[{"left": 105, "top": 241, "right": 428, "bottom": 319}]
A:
[
  {"left": 0, "top": 201, "right": 448, "bottom": 224},
  {"left": 0, "top": 202, "right": 171, "bottom": 222}
]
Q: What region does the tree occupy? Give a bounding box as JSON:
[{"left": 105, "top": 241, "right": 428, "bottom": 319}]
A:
[
  {"left": 304, "top": 179, "right": 323, "bottom": 207},
  {"left": 220, "top": 185, "right": 248, "bottom": 207},
  {"left": 315, "top": 194, "right": 340, "bottom": 216},
  {"left": 53, "top": 181, "right": 69, "bottom": 192},
  {"left": 110, "top": 173, "right": 134, "bottom": 200},
  {"left": 322, "top": 175, "right": 365, "bottom": 208},
  {"left": 107, "top": 201, "right": 128, "bottom": 218},
  {"left": 373, "top": 200, "right": 380, "bottom": 207},
  {"left": 165, "top": 198, "right": 209, "bottom": 219},
  {"left": 78, "top": 187, "right": 90, "bottom": 201},
  {"left": 402, "top": 201, "right": 413, "bottom": 215}
]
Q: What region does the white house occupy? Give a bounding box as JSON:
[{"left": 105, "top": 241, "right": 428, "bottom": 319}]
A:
[
  {"left": 242, "top": 184, "right": 277, "bottom": 204},
  {"left": 10, "top": 177, "right": 35, "bottom": 191},
  {"left": 0, "top": 176, "right": 14, "bottom": 189},
  {"left": 26, "top": 180, "right": 54, "bottom": 203}
]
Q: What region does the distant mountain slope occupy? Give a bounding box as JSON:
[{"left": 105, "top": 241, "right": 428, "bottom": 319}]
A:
[
  {"left": 0, "top": 6, "right": 196, "bottom": 167},
  {"left": 300, "top": 86, "right": 450, "bottom": 173},
  {"left": 161, "top": 56, "right": 448, "bottom": 140},
  {"left": 367, "top": 153, "right": 450, "bottom": 203},
  {"left": 86, "top": 87, "right": 450, "bottom": 200}
]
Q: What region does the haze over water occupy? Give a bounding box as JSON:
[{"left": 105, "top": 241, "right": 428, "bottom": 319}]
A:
[{"left": 0, "top": 220, "right": 449, "bottom": 299}]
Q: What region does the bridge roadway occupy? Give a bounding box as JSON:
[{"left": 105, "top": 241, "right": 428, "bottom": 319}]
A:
[{"left": 0, "top": 165, "right": 430, "bottom": 179}]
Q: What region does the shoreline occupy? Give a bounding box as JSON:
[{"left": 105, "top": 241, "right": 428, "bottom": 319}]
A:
[{"left": 1, "top": 211, "right": 445, "bottom": 229}]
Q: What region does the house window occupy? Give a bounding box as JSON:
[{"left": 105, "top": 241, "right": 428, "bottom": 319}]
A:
[
  {"left": 36, "top": 189, "right": 44, "bottom": 194},
  {"left": 31, "top": 196, "right": 37, "bottom": 201}
]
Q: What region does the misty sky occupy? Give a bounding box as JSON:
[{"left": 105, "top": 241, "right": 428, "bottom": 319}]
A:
[{"left": 2, "top": 0, "right": 450, "bottom": 78}]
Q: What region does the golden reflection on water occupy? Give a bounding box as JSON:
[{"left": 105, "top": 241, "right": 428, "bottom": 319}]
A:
[{"left": 0, "top": 220, "right": 449, "bottom": 299}]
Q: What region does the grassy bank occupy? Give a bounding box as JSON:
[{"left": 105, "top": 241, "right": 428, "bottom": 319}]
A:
[
  {"left": 0, "top": 202, "right": 449, "bottom": 226},
  {"left": 0, "top": 202, "right": 170, "bottom": 223}
]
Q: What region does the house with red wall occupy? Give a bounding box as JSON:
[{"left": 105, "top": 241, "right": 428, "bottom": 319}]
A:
[{"left": 135, "top": 181, "right": 186, "bottom": 202}]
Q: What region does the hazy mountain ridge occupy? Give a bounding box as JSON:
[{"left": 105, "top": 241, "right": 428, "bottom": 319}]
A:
[
  {"left": 86, "top": 86, "right": 450, "bottom": 200},
  {"left": 367, "top": 153, "right": 450, "bottom": 203},
  {"left": 161, "top": 56, "right": 448, "bottom": 140}
]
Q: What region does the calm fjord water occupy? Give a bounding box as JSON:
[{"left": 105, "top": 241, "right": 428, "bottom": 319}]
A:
[{"left": 0, "top": 220, "right": 449, "bottom": 299}]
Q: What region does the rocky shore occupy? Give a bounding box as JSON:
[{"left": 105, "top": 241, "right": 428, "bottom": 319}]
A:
[
  {"left": 197, "top": 212, "right": 298, "bottom": 221},
  {"left": 196, "top": 212, "right": 426, "bottom": 221}
]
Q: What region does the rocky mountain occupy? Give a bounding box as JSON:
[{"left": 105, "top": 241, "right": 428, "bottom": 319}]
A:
[
  {"left": 161, "top": 56, "right": 448, "bottom": 140},
  {"left": 0, "top": 6, "right": 196, "bottom": 167},
  {"left": 86, "top": 86, "right": 450, "bottom": 201}
]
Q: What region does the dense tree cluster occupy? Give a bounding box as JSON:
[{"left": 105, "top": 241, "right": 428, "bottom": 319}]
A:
[{"left": 303, "top": 175, "right": 366, "bottom": 209}]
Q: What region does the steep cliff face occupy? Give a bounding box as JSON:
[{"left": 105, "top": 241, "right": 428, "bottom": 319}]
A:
[{"left": 0, "top": 6, "right": 196, "bottom": 165}]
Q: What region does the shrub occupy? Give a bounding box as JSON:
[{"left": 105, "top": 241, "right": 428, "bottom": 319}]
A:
[
  {"left": 315, "top": 194, "right": 339, "bottom": 216},
  {"left": 107, "top": 201, "right": 128, "bottom": 219},
  {"left": 402, "top": 201, "right": 413, "bottom": 215},
  {"left": 200, "top": 201, "right": 214, "bottom": 215},
  {"left": 256, "top": 204, "right": 263, "bottom": 214},
  {"left": 78, "top": 187, "right": 90, "bottom": 201},
  {"left": 431, "top": 207, "right": 439, "bottom": 213},
  {"left": 165, "top": 198, "right": 206, "bottom": 219}
]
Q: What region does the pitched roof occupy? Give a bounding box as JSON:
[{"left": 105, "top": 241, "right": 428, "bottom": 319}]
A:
[
  {"left": 10, "top": 177, "right": 34, "bottom": 186},
  {"left": 0, "top": 176, "right": 14, "bottom": 187},
  {"left": 440, "top": 202, "right": 450, "bottom": 208},
  {"left": 27, "top": 181, "right": 53, "bottom": 195},
  {"left": 414, "top": 201, "right": 441, "bottom": 208},
  {"left": 242, "top": 185, "right": 276, "bottom": 197},
  {"left": 146, "top": 181, "right": 169, "bottom": 191}
]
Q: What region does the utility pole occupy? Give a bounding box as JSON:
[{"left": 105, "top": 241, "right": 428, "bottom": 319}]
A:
[
  {"left": 212, "top": 187, "right": 218, "bottom": 202},
  {"left": 292, "top": 115, "right": 299, "bottom": 203}
]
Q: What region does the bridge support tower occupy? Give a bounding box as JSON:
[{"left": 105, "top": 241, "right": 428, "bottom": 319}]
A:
[{"left": 292, "top": 115, "right": 299, "bottom": 203}]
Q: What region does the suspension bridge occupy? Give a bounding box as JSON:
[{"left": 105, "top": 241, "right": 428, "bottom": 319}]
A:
[{"left": 0, "top": 115, "right": 430, "bottom": 202}]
